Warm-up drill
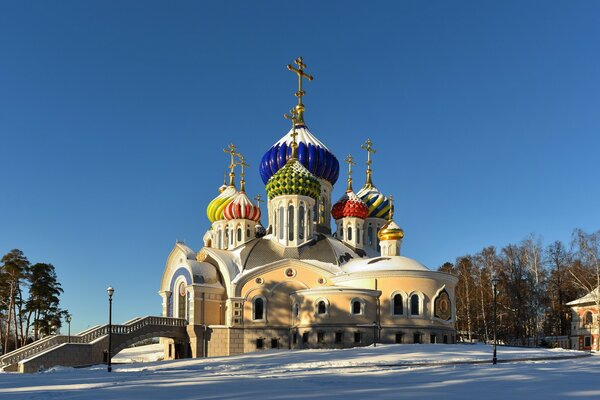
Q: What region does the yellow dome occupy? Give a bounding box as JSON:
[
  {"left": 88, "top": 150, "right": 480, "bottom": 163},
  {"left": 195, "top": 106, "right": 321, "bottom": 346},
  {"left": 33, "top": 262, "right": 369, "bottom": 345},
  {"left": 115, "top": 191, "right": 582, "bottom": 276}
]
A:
[
  {"left": 377, "top": 219, "right": 404, "bottom": 241},
  {"left": 206, "top": 185, "right": 237, "bottom": 223}
]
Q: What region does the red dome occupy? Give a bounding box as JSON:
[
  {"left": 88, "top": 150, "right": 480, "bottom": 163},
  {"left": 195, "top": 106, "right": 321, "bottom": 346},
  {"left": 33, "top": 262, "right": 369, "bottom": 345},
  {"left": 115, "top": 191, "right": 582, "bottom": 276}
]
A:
[
  {"left": 223, "top": 192, "right": 261, "bottom": 222},
  {"left": 332, "top": 190, "right": 369, "bottom": 220}
]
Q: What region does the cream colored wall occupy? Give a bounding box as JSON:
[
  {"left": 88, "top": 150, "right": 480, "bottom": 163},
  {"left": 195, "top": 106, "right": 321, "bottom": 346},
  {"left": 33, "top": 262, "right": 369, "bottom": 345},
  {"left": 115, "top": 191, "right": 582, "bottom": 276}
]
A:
[
  {"left": 291, "top": 292, "right": 377, "bottom": 327},
  {"left": 333, "top": 274, "right": 456, "bottom": 327},
  {"left": 239, "top": 262, "right": 333, "bottom": 327}
]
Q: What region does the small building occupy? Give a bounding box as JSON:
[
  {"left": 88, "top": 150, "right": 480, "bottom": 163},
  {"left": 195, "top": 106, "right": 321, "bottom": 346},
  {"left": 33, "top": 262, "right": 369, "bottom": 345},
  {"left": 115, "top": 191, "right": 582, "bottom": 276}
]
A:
[{"left": 567, "top": 289, "right": 599, "bottom": 350}]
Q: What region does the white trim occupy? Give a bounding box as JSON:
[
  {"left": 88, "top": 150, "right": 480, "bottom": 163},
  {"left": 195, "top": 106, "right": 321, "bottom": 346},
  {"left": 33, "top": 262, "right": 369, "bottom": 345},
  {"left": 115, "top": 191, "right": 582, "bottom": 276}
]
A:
[
  {"left": 252, "top": 295, "right": 267, "bottom": 322},
  {"left": 390, "top": 290, "right": 408, "bottom": 317},
  {"left": 350, "top": 297, "right": 366, "bottom": 316},
  {"left": 314, "top": 297, "right": 330, "bottom": 316},
  {"left": 408, "top": 291, "right": 425, "bottom": 318}
]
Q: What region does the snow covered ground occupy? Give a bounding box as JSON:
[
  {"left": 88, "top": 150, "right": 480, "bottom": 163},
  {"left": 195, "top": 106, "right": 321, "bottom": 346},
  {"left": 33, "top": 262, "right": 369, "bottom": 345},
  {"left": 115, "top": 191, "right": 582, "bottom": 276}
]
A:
[{"left": 1, "top": 344, "right": 598, "bottom": 399}]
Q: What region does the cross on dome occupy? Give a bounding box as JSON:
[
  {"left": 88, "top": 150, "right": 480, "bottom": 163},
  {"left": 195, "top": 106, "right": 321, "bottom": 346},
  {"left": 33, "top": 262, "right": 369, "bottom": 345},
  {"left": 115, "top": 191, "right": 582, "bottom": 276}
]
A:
[
  {"left": 254, "top": 194, "right": 264, "bottom": 208},
  {"left": 287, "top": 56, "right": 313, "bottom": 125},
  {"left": 235, "top": 152, "right": 249, "bottom": 192},
  {"left": 388, "top": 194, "right": 394, "bottom": 221},
  {"left": 284, "top": 107, "right": 300, "bottom": 159},
  {"left": 344, "top": 154, "right": 356, "bottom": 191},
  {"left": 223, "top": 143, "right": 237, "bottom": 187},
  {"left": 361, "top": 138, "right": 377, "bottom": 187}
]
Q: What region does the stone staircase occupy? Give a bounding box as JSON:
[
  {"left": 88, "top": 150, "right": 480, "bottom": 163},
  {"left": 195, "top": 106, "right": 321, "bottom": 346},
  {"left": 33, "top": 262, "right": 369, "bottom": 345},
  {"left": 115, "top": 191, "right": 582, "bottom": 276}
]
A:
[{"left": 0, "top": 316, "right": 188, "bottom": 373}]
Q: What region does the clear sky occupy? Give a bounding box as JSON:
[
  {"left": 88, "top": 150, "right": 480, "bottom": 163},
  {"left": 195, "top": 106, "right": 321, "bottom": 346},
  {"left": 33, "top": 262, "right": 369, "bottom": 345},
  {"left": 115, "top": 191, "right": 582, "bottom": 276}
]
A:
[{"left": 1, "top": 1, "right": 599, "bottom": 333}]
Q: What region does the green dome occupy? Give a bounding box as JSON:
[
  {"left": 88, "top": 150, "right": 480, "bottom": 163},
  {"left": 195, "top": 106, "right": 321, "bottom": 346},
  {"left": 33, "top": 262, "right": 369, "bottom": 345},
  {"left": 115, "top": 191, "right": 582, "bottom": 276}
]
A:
[{"left": 266, "top": 159, "right": 321, "bottom": 200}]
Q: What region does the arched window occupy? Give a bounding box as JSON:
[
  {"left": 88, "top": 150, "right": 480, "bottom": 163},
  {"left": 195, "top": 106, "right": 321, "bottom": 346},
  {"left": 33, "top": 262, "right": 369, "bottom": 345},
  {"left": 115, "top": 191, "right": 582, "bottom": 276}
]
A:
[
  {"left": 317, "top": 300, "right": 327, "bottom": 315},
  {"left": 340, "top": 225, "right": 344, "bottom": 240},
  {"left": 368, "top": 226, "right": 373, "bottom": 246},
  {"left": 393, "top": 294, "right": 403, "bottom": 315},
  {"left": 299, "top": 204, "right": 305, "bottom": 240},
  {"left": 279, "top": 206, "right": 285, "bottom": 240},
  {"left": 347, "top": 226, "right": 352, "bottom": 241},
  {"left": 225, "top": 228, "right": 229, "bottom": 245},
  {"left": 246, "top": 228, "right": 250, "bottom": 238},
  {"left": 177, "top": 282, "right": 186, "bottom": 319},
  {"left": 411, "top": 294, "right": 420, "bottom": 316},
  {"left": 293, "top": 303, "right": 299, "bottom": 318},
  {"left": 352, "top": 300, "right": 362, "bottom": 314},
  {"left": 288, "top": 205, "right": 295, "bottom": 241},
  {"left": 237, "top": 228, "right": 242, "bottom": 242},
  {"left": 356, "top": 227, "right": 360, "bottom": 244},
  {"left": 585, "top": 311, "right": 593, "bottom": 325},
  {"left": 253, "top": 297, "right": 265, "bottom": 320}
]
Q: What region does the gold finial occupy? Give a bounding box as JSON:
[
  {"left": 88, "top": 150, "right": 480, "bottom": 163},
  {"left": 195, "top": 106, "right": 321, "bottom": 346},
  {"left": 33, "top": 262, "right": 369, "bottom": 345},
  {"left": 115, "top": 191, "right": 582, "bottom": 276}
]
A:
[
  {"left": 284, "top": 108, "right": 299, "bottom": 159},
  {"left": 218, "top": 171, "right": 227, "bottom": 193},
  {"left": 361, "top": 138, "right": 377, "bottom": 187},
  {"left": 344, "top": 154, "right": 356, "bottom": 192},
  {"left": 254, "top": 194, "right": 264, "bottom": 208},
  {"left": 287, "top": 56, "right": 313, "bottom": 124},
  {"left": 388, "top": 194, "right": 394, "bottom": 221},
  {"left": 223, "top": 143, "right": 237, "bottom": 187},
  {"left": 235, "top": 153, "right": 249, "bottom": 192}
]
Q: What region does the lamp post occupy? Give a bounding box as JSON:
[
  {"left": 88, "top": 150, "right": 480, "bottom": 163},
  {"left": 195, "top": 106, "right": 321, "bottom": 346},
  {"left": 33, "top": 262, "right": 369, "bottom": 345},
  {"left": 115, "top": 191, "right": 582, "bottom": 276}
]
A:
[
  {"left": 107, "top": 286, "right": 114, "bottom": 372},
  {"left": 66, "top": 314, "right": 72, "bottom": 343},
  {"left": 492, "top": 277, "right": 499, "bottom": 365}
]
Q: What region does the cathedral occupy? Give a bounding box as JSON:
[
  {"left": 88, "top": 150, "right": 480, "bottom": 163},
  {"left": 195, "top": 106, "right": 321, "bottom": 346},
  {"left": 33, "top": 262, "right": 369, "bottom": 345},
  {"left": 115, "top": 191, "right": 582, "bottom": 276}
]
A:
[{"left": 159, "top": 58, "right": 458, "bottom": 359}]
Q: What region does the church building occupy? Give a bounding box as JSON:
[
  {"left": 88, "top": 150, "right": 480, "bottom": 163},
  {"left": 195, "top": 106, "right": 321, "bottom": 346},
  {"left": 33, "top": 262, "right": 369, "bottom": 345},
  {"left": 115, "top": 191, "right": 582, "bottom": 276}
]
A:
[{"left": 159, "top": 58, "right": 458, "bottom": 359}]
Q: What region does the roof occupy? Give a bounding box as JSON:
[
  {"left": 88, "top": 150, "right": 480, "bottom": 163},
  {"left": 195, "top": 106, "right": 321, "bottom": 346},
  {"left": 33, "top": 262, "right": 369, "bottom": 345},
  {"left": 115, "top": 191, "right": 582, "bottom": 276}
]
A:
[
  {"left": 566, "top": 288, "right": 600, "bottom": 306},
  {"left": 239, "top": 234, "right": 361, "bottom": 271},
  {"left": 341, "top": 256, "right": 430, "bottom": 274}
]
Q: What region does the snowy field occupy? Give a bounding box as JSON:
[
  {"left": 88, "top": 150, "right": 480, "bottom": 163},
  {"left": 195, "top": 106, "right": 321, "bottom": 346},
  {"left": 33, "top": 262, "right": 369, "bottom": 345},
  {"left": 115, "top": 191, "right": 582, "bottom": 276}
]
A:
[{"left": 1, "top": 344, "right": 598, "bottom": 399}]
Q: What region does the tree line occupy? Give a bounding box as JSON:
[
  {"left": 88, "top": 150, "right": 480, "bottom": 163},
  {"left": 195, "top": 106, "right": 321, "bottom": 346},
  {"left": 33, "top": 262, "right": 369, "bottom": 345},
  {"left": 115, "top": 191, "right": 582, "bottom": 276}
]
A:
[
  {"left": 0, "top": 249, "right": 66, "bottom": 354},
  {"left": 439, "top": 228, "right": 600, "bottom": 346}
]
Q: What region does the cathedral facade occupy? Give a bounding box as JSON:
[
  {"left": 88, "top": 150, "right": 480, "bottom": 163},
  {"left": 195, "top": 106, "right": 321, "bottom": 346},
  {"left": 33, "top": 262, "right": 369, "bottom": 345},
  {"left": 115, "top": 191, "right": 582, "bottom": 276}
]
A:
[{"left": 159, "top": 58, "right": 458, "bottom": 359}]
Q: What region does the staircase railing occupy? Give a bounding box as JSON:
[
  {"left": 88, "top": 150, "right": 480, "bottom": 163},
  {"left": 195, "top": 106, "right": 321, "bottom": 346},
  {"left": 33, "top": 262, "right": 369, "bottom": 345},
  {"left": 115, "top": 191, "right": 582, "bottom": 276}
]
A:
[{"left": 0, "top": 316, "right": 187, "bottom": 368}]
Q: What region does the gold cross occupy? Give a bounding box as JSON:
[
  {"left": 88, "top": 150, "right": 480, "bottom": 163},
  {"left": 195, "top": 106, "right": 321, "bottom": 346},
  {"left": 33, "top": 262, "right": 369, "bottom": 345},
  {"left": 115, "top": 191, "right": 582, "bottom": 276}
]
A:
[
  {"left": 344, "top": 154, "right": 356, "bottom": 176},
  {"left": 287, "top": 57, "right": 313, "bottom": 106},
  {"left": 284, "top": 108, "right": 299, "bottom": 143},
  {"left": 388, "top": 194, "right": 394, "bottom": 220},
  {"left": 223, "top": 143, "right": 237, "bottom": 186},
  {"left": 344, "top": 154, "right": 356, "bottom": 191},
  {"left": 361, "top": 139, "right": 376, "bottom": 168},
  {"left": 254, "top": 194, "right": 264, "bottom": 207}
]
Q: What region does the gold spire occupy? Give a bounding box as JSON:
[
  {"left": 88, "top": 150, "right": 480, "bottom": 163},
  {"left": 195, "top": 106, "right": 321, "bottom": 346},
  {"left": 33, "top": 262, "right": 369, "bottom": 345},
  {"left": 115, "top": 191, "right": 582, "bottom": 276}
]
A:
[
  {"left": 344, "top": 154, "right": 356, "bottom": 192},
  {"left": 235, "top": 152, "right": 249, "bottom": 192},
  {"left": 388, "top": 194, "right": 394, "bottom": 221},
  {"left": 361, "top": 138, "right": 377, "bottom": 187},
  {"left": 223, "top": 143, "right": 237, "bottom": 187},
  {"left": 284, "top": 107, "right": 299, "bottom": 159},
  {"left": 287, "top": 56, "right": 313, "bottom": 125}
]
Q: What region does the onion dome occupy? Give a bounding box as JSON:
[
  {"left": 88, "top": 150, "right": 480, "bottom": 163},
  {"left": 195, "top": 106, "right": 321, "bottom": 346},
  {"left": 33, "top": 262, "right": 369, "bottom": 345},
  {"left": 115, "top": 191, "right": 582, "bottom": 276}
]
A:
[
  {"left": 332, "top": 190, "right": 369, "bottom": 220},
  {"left": 357, "top": 185, "right": 392, "bottom": 219},
  {"left": 206, "top": 185, "right": 237, "bottom": 223},
  {"left": 378, "top": 219, "right": 404, "bottom": 241},
  {"left": 266, "top": 159, "right": 321, "bottom": 200},
  {"left": 223, "top": 191, "right": 261, "bottom": 222},
  {"left": 259, "top": 125, "right": 339, "bottom": 185}
]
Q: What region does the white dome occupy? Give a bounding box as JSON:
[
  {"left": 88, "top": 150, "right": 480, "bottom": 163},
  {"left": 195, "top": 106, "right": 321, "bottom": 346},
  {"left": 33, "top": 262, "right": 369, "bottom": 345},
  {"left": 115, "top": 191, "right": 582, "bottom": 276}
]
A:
[{"left": 341, "top": 256, "right": 430, "bottom": 274}]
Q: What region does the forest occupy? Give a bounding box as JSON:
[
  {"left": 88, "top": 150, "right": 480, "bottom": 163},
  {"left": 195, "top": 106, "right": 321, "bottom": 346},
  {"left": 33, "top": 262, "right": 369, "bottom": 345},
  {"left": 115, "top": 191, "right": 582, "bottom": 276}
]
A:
[
  {"left": 440, "top": 228, "right": 600, "bottom": 347},
  {"left": 0, "top": 249, "right": 66, "bottom": 355}
]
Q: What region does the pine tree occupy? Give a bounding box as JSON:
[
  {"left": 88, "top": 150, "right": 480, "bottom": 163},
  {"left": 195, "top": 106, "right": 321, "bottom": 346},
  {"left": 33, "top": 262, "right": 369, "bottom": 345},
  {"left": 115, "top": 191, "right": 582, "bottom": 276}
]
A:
[{"left": 1, "top": 249, "right": 30, "bottom": 354}]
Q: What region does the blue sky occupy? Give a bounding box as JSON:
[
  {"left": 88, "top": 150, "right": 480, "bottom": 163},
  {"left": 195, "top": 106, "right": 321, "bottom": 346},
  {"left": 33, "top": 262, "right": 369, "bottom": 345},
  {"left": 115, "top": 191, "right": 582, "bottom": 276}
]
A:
[{"left": 1, "top": 1, "right": 599, "bottom": 332}]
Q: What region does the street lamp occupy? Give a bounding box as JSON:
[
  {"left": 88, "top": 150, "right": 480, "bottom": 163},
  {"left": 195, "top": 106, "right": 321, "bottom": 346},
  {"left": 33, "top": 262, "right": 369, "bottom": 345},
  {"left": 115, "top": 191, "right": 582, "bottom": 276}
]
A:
[
  {"left": 107, "top": 286, "right": 114, "bottom": 373},
  {"left": 66, "top": 314, "right": 72, "bottom": 343},
  {"left": 492, "top": 277, "right": 499, "bottom": 365}
]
